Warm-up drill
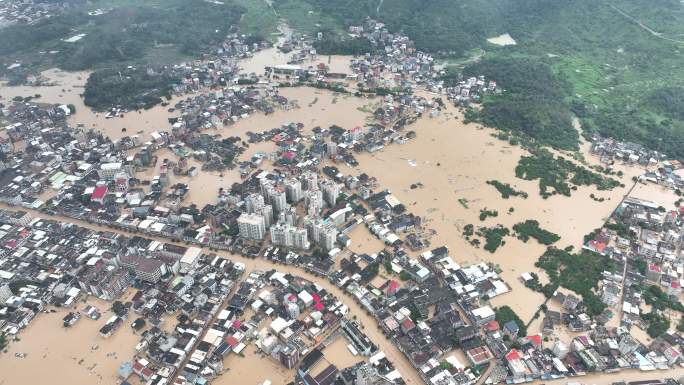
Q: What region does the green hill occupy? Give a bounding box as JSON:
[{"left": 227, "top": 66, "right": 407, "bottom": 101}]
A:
[
  {"left": 0, "top": 0, "right": 246, "bottom": 71},
  {"left": 4, "top": 0, "right": 684, "bottom": 157},
  {"left": 275, "top": 0, "right": 684, "bottom": 158}
]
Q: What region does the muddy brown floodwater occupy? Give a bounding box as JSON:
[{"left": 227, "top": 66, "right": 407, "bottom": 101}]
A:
[
  {"left": 216, "top": 344, "right": 296, "bottom": 385},
  {"left": 0, "top": 290, "right": 140, "bottom": 385},
  {"left": 131, "top": 87, "right": 371, "bottom": 209},
  {"left": 332, "top": 109, "right": 646, "bottom": 323},
  {"left": 227, "top": 87, "right": 371, "bottom": 137},
  {"left": 1, "top": 56, "right": 682, "bottom": 384},
  {"left": 240, "top": 47, "right": 354, "bottom": 76},
  {"left": 0, "top": 69, "right": 189, "bottom": 141}
]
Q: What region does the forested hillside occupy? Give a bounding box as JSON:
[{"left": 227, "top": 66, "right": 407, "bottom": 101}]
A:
[
  {"left": 275, "top": 0, "right": 684, "bottom": 158},
  {"left": 4, "top": 0, "right": 684, "bottom": 157},
  {"left": 0, "top": 0, "right": 246, "bottom": 71}
]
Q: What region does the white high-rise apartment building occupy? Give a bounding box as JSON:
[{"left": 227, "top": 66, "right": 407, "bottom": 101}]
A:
[
  {"left": 302, "top": 171, "right": 318, "bottom": 190},
  {"left": 304, "top": 216, "right": 338, "bottom": 250},
  {"left": 245, "top": 193, "right": 265, "bottom": 213},
  {"left": 320, "top": 180, "right": 341, "bottom": 207},
  {"left": 285, "top": 178, "right": 303, "bottom": 203},
  {"left": 305, "top": 188, "right": 324, "bottom": 216},
  {"left": 270, "top": 223, "right": 310, "bottom": 250},
  {"left": 238, "top": 213, "right": 266, "bottom": 240},
  {"left": 269, "top": 188, "right": 288, "bottom": 213}
]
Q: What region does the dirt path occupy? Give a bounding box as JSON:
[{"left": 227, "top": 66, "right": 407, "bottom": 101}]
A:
[{"left": 609, "top": 3, "right": 684, "bottom": 44}]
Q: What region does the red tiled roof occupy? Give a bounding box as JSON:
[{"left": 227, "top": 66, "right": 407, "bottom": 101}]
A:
[
  {"left": 91, "top": 185, "right": 108, "bottom": 200},
  {"left": 485, "top": 320, "right": 500, "bottom": 332},
  {"left": 388, "top": 280, "right": 399, "bottom": 294},
  {"left": 467, "top": 346, "right": 492, "bottom": 365},
  {"left": 4, "top": 239, "right": 17, "bottom": 249},
  {"left": 226, "top": 335, "right": 239, "bottom": 346},
  {"left": 505, "top": 349, "right": 521, "bottom": 361},
  {"left": 311, "top": 292, "right": 324, "bottom": 311},
  {"left": 588, "top": 240, "right": 606, "bottom": 252},
  {"left": 527, "top": 334, "right": 543, "bottom": 347},
  {"left": 133, "top": 361, "right": 145, "bottom": 372},
  {"left": 400, "top": 318, "right": 415, "bottom": 330}
]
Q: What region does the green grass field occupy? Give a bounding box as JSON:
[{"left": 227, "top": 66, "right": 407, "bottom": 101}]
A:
[{"left": 233, "top": 0, "right": 280, "bottom": 40}]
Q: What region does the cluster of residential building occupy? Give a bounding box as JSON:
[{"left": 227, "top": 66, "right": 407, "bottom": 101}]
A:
[
  {"left": 325, "top": 245, "right": 516, "bottom": 385},
  {"left": 487, "top": 325, "right": 684, "bottom": 383},
  {"left": 591, "top": 136, "right": 667, "bottom": 168},
  {"left": 346, "top": 19, "right": 437, "bottom": 92},
  {"left": 0, "top": 0, "right": 66, "bottom": 30},
  {"left": 445, "top": 76, "right": 498, "bottom": 108},
  {"left": 585, "top": 197, "right": 684, "bottom": 331},
  {"left": 590, "top": 135, "right": 684, "bottom": 190},
  {"left": 0, "top": 206, "right": 410, "bottom": 385},
  {"left": 267, "top": 18, "right": 452, "bottom": 103},
  {"left": 5, "top": 8, "right": 684, "bottom": 384}
]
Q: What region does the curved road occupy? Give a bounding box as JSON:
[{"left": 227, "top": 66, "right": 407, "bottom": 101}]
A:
[
  {"left": 5, "top": 205, "right": 423, "bottom": 384},
  {"left": 609, "top": 3, "right": 684, "bottom": 44},
  {"left": 11, "top": 197, "right": 684, "bottom": 385}
]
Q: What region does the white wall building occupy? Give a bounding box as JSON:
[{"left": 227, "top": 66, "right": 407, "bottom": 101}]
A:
[
  {"left": 238, "top": 213, "right": 266, "bottom": 240},
  {"left": 285, "top": 178, "right": 303, "bottom": 203},
  {"left": 320, "top": 180, "right": 340, "bottom": 207}
]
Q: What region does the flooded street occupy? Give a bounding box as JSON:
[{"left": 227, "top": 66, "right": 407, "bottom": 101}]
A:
[
  {"left": 0, "top": 292, "right": 139, "bottom": 385},
  {"left": 226, "top": 87, "right": 370, "bottom": 138},
  {"left": 239, "top": 25, "right": 354, "bottom": 76},
  {"left": 216, "top": 344, "right": 296, "bottom": 385},
  {"left": 0, "top": 203, "right": 424, "bottom": 385},
  {"left": 240, "top": 48, "right": 354, "bottom": 76},
  {"left": 134, "top": 147, "right": 237, "bottom": 209},
  {"left": 1, "top": 45, "right": 682, "bottom": 384},
  {"left": 0, "top": 69, "right": 189, "bottom": 141},
  {"left": 346, "top": 225, "right": 388, "bottom": 256}
]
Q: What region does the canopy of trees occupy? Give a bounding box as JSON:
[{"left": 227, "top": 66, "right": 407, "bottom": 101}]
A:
[
  {"left": 536, "top": 247, "right": 615, "bottom": 316},
  {"left": 463, "top": 58, "right": 578, "bottom": 150},
  {"left": 495, "top": 306, "right": 527, "bottom": 337},
  {"left": 84, "top": 68, "right": 180, "bottom": 111},
  {"left": 513, "top": 220, "right": 560, "bottom": 245}
]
